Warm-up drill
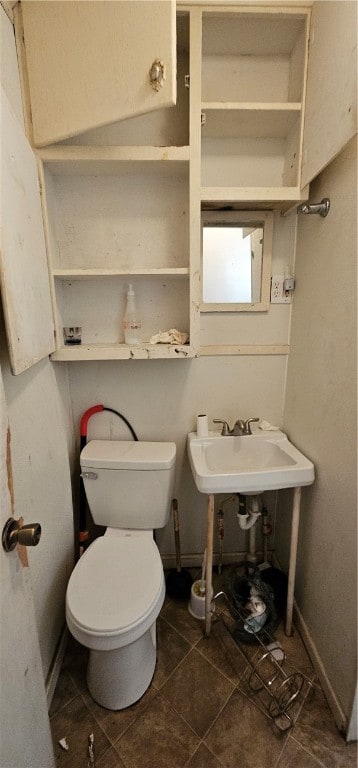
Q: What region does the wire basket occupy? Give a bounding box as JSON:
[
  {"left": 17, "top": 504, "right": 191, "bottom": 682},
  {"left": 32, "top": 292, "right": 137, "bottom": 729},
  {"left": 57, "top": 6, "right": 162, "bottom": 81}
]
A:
[{"left": 214, "top": 572, "right": 312, "bottom": 732}]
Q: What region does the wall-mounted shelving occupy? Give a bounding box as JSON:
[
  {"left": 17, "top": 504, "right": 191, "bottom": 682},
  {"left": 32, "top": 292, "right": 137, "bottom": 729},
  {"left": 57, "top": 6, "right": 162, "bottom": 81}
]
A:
[
  {"left": 33, "top": 6, "right": 310, "bottom": 362},
  {"left": 34, "top": 11, "right": 199, "bottom": 361},
  {"left": 200, "top": 9, "right": 310, "bottom": 204}
]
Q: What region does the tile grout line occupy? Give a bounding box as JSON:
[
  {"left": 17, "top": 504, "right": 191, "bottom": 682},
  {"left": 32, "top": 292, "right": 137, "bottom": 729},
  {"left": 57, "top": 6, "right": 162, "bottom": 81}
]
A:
[
  {"left": 153, "top": 644, "right": 198, "bottom": 692},
  {"left": 287, "top": 734, "right": 329, "bottom": 768},
  {"left": 183, "top": 740, "right": 227, "bottom": 768},
  {"left": 198, "top": 680, "right": 239, "bottom": 745},
  {"left": 49, "top": 690, "right": 79, "bottom": 721},
  {"left": 160, "top": 609, "right": 204, "bottom": 648}
]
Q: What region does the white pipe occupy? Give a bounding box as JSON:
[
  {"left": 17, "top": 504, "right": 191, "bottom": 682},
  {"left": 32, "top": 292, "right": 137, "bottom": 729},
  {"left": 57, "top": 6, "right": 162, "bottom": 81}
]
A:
[
  {"left": 247, "top": 522, "right": 257, "bottom": 563},
  {"left": 237, "top": 511, "right": 261, "bottom": 530},
  {"left": 237, "top": 495, "right": 262, "bottom": 530}
]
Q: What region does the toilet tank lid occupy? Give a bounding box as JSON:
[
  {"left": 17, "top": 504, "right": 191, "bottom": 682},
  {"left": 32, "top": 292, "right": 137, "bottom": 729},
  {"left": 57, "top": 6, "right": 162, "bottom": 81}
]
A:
[{"left": 81, "top": 440, "right": 176, "bottom": 470}]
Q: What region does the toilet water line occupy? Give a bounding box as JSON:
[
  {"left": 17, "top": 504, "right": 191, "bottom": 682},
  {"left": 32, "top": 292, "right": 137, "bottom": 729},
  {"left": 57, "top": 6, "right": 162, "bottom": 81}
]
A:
[
  {"left": 78, "top": 404, "right": 138, "bottom": 556},
  {"left": 261, "top": 507, "right": 271, "bottom": 565},
  {"left": 247, "top": 522, "right": 257, "bottom": 564}
]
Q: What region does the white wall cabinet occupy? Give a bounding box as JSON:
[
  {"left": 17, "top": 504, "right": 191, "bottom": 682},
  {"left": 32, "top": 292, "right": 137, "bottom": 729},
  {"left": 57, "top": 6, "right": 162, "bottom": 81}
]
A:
[
  {"left": 34, "top": 12, "right": 196, "bottom": 360},
  {"left": 21, "top": 0, "right": 177, "bottom": 147},
  {"left": 0, "top": 85, "right": 55, "bottom": 374},
  {"left": 301, "top": 0, "right": 357, "bottom": 188},
  {"left": 200, "top": 9, "right": 310, "bottom": 206},
  {"left": 11, "top": 1, "right": 357, "bottom": 364},
  {"left": 39, "top": 146, "right": 193, "bottom": 359}
]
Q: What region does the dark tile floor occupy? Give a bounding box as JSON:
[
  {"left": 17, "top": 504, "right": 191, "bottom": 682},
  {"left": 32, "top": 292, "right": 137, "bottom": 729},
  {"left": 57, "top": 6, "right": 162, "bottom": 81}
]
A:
[{"left": 50, "top": 568, "right": 357, "bottom": 768}]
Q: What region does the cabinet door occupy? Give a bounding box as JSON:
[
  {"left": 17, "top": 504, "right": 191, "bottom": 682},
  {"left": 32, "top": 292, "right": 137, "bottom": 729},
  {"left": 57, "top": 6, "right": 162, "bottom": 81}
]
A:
[
  {"left": 21, "top": 0, "right": 176, "bottom": 147},
  {"left": 301, "top": 1, "right": 357, "bottom": 187},
  {"left": 0, "top": 86, "right": 55, "bottom": 374},
  {"left": 0, "top": 369, "right": 56, "bottom": 767}
]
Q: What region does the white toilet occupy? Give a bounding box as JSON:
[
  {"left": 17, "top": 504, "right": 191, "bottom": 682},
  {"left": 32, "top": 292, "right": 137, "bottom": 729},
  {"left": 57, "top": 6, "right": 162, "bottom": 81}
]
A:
[{"left": 66, "top": 439, "right": 176, "bottom": 710}]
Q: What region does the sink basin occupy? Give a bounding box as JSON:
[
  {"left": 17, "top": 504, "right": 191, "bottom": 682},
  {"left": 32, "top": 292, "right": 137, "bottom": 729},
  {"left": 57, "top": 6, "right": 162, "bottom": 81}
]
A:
[{"left": 187, "top": 429, "right": 314, "bottom": 494}]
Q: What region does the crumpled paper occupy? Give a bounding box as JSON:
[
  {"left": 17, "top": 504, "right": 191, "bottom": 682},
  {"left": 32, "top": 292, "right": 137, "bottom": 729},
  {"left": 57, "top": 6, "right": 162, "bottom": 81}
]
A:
[
  {"left": 258, "top": 419, "right": 279, "bottom": 431},
  {"left": 149, "top": 329, "right": 189, "bottom": 345}
]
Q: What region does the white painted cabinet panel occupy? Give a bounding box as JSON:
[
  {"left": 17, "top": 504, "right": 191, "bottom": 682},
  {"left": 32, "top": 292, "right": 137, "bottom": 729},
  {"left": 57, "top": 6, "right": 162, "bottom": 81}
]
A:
[
  {"left": 301, "top": 1, "right": 357, "bottom": 187},
  {"left": 0, "top": 368, "right": 55, "bottom": 768},
  {"left": 0, "top": 86, "right": 55, "bottom": 374},
  {"left": 21, "top": 0, "right": 176, "bottom": 147}
]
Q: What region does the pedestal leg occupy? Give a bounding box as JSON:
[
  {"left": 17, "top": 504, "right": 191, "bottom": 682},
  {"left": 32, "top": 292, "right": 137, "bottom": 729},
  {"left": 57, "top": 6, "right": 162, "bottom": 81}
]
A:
[
  {"left": 205, "top": 494, "right": 214, "bottom": 637},
  {"left": 285, "top": 486, "right": 301, "bottom": 636}
]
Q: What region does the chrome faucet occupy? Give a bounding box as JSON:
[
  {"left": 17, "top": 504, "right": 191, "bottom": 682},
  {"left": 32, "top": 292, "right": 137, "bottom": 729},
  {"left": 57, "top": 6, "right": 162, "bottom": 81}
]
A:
[{"left": 213, "top": 417, "right": 259, "bottom": 436}]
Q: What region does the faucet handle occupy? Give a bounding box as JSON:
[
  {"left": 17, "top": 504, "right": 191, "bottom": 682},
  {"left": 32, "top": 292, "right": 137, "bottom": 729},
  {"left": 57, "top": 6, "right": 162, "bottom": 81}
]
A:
[
  {"left": 244, "top": 417, "right": 260, "bottom": 435},
  {"left": 213, "top": 419, "right": 230, "bottom": 436}
]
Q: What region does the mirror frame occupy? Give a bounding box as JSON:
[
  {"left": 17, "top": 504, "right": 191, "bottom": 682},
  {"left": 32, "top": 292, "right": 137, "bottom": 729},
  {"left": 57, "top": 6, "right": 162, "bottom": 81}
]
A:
[{"left": 200, "top": 210, "right": 273, "bottom": 312}]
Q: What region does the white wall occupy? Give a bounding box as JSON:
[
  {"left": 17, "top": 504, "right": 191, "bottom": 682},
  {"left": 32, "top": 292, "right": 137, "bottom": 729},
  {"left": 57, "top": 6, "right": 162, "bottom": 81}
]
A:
[
  {"left": 65, "top": 204, "right": 296, "bottom": 560},
  {"left": 67, "top": 353, "right": 287, "bottom": 560},
  {"left": 0, "top": 1, "right": 23, "bottom": 126},
  {"left": 201, "top": 210, "right": 295, "bottom": 346},
  {"left": 276, "top": 136, "right": 357, "bottom": 726},
  {"left": 0, "top": 8, "right": 74, "bottom": 682},
  {"left": 1, "top": 0, "right": 356, "bottom": 740}
]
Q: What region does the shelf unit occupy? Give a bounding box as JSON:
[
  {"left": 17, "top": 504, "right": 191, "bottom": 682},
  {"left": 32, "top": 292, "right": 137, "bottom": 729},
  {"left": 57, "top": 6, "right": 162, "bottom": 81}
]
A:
[
  {"left": 33, "top": 6, "right": 311, "bottom": 363},
  {"left": 200, "top": 9, "right": 310, "bottom": 206},
  {"left": 37, "top": 12, "right": 199, "bottom": 361},
  {"left": 39, "top": 146, "right": 193, "bottom": 359}
]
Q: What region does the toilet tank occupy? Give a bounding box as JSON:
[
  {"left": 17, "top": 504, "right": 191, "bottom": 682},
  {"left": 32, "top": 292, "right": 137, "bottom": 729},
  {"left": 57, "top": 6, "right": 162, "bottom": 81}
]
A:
[{"left": 80, "top": 440, "right": 176, "bottom": 529}]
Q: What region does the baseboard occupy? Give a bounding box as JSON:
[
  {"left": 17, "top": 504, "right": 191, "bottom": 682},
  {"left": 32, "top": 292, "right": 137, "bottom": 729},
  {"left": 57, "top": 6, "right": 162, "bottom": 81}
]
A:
[
  {"left": 161, "top": 550, "right": 257, "bottom": 570},
  {"left": 293, "top": 600, "right": 347, "bottom": 735},
  {"left": 45, "top": 625, "right": 68, "bottom": 710},
  {"left": 271, "top": 554, "right": 348, "bottom": 735},
  {"left": 346, "top": 689, "right": 358, "bottom": 742}
]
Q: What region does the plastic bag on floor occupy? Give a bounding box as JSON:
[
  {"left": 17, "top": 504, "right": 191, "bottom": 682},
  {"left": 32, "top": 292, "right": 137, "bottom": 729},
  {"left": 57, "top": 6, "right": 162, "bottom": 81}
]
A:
[{"left": 225, "top": 570, "right": 279, "bottom": 644}]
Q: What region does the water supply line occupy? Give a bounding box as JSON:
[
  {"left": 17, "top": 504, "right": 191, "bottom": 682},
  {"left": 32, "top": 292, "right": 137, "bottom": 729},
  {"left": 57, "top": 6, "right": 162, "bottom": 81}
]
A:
[
  {"left": 217, "top": 508, "right": 225, "bottom": 575},
  {"left": 78, "top": 404, "right": 138, "bottom": 558},
  {"left": 261, "top": 506, "right": 272, "bottom": 566},
  {"left": 248, "top": 524, "right": 257, "bottom": 564}
]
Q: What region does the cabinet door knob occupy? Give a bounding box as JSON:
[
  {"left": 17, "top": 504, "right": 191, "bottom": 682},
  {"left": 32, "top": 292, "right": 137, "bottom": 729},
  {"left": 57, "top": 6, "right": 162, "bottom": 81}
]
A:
[
  {"left": 2, "top": 517, "right": 42, "bottom": 552},
  {"left": 149, "top": 59, "right": 165, "bottom": 91}
]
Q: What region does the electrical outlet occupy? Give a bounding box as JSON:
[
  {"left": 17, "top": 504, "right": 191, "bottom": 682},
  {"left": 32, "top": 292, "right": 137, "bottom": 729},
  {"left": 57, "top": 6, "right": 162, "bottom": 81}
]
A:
[{"left": 270, "top": 275, "right": 292, "bottom": 304}]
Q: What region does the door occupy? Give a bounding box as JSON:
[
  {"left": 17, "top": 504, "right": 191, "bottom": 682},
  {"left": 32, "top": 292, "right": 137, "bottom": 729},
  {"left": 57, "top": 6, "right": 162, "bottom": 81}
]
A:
[
  {"left": 301, "top": 0, "right": 357, "bottom": 187},
  {"left": 0, "top": 367, "right": 55, "bottom": 768},
  {"left": 0, "top": 83, "right": 55, "bottom": 374},
  {"left": 21, "top": 0, "right": 176, "bottom": 146}
]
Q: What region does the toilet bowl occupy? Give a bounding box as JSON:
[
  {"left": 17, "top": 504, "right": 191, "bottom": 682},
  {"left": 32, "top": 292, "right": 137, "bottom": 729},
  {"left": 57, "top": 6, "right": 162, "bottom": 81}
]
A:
[
  {"left": 65, "top": 439, "right": 176, "bottom": 710},
  {"left": 66, "top": 530, "right": 164, "bottom": 709}
]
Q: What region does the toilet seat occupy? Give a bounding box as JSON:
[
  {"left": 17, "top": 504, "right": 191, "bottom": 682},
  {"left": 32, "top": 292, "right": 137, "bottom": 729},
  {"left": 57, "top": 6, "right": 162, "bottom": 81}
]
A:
[{"left": 66, "top": 534, "right": 165, "bottom": 651}]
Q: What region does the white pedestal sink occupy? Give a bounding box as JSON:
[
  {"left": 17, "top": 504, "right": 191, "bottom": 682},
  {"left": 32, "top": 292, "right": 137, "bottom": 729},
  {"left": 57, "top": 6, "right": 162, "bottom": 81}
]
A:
[
  {"left": 187, "top": 428, "right": 315, "bottom": 638},
  {"left": 187, "top": 429, "right": 314, "bottom": 494}
]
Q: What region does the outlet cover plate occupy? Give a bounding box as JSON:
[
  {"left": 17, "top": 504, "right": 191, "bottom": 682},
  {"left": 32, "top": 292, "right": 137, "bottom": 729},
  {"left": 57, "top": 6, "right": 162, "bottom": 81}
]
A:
[{"left": 271, "top": 275, "right": 292, "bottom": 304}]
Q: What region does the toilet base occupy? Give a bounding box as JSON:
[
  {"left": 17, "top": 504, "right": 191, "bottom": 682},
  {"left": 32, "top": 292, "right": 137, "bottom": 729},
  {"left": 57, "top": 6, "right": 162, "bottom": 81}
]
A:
[{"left": 87, "top": 624, "right": 157, "bottom": 710}]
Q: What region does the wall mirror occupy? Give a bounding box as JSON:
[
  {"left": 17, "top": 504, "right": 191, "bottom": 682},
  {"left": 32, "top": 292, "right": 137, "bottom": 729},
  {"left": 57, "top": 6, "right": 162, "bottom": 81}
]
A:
[{"left": 201, "top": 210, "right": 273, "bottom": 312}]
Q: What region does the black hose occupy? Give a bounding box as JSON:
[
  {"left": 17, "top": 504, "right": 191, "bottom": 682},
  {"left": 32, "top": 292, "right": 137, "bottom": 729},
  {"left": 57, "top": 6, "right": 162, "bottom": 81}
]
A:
[
  {"left": 103, "top": 407, "right": 138, "bottom": 441},
  {"left": 78, "top": 405, "right": 138, "bottom": 556}
]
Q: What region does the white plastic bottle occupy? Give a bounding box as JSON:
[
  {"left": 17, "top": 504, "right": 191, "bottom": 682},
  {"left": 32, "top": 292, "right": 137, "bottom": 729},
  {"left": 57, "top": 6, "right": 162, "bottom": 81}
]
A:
[{"left": 123, "top": 284, "right": 141, "bottom": 345}]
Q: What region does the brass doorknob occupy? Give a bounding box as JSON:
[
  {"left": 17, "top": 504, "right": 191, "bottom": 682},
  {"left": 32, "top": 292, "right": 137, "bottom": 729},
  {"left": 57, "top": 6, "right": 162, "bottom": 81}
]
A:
[
  {"left": 2, "top": 517, "right": 41, "bottom": 552},
  {"left": 149, "top": 59, "right": 165, "bottom": 91}
]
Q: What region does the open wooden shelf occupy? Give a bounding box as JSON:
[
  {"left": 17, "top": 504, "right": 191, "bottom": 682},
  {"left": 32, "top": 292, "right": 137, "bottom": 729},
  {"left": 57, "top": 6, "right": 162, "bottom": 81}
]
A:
[
  {"left": 37, "top": 145, "right": 190, "bottom": 176},
  {"left": 53, "top": 268, "right": 190, "bottom": 279},
  {"left": 51, "top": 342, "right": 195, "bottom": 361}
]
